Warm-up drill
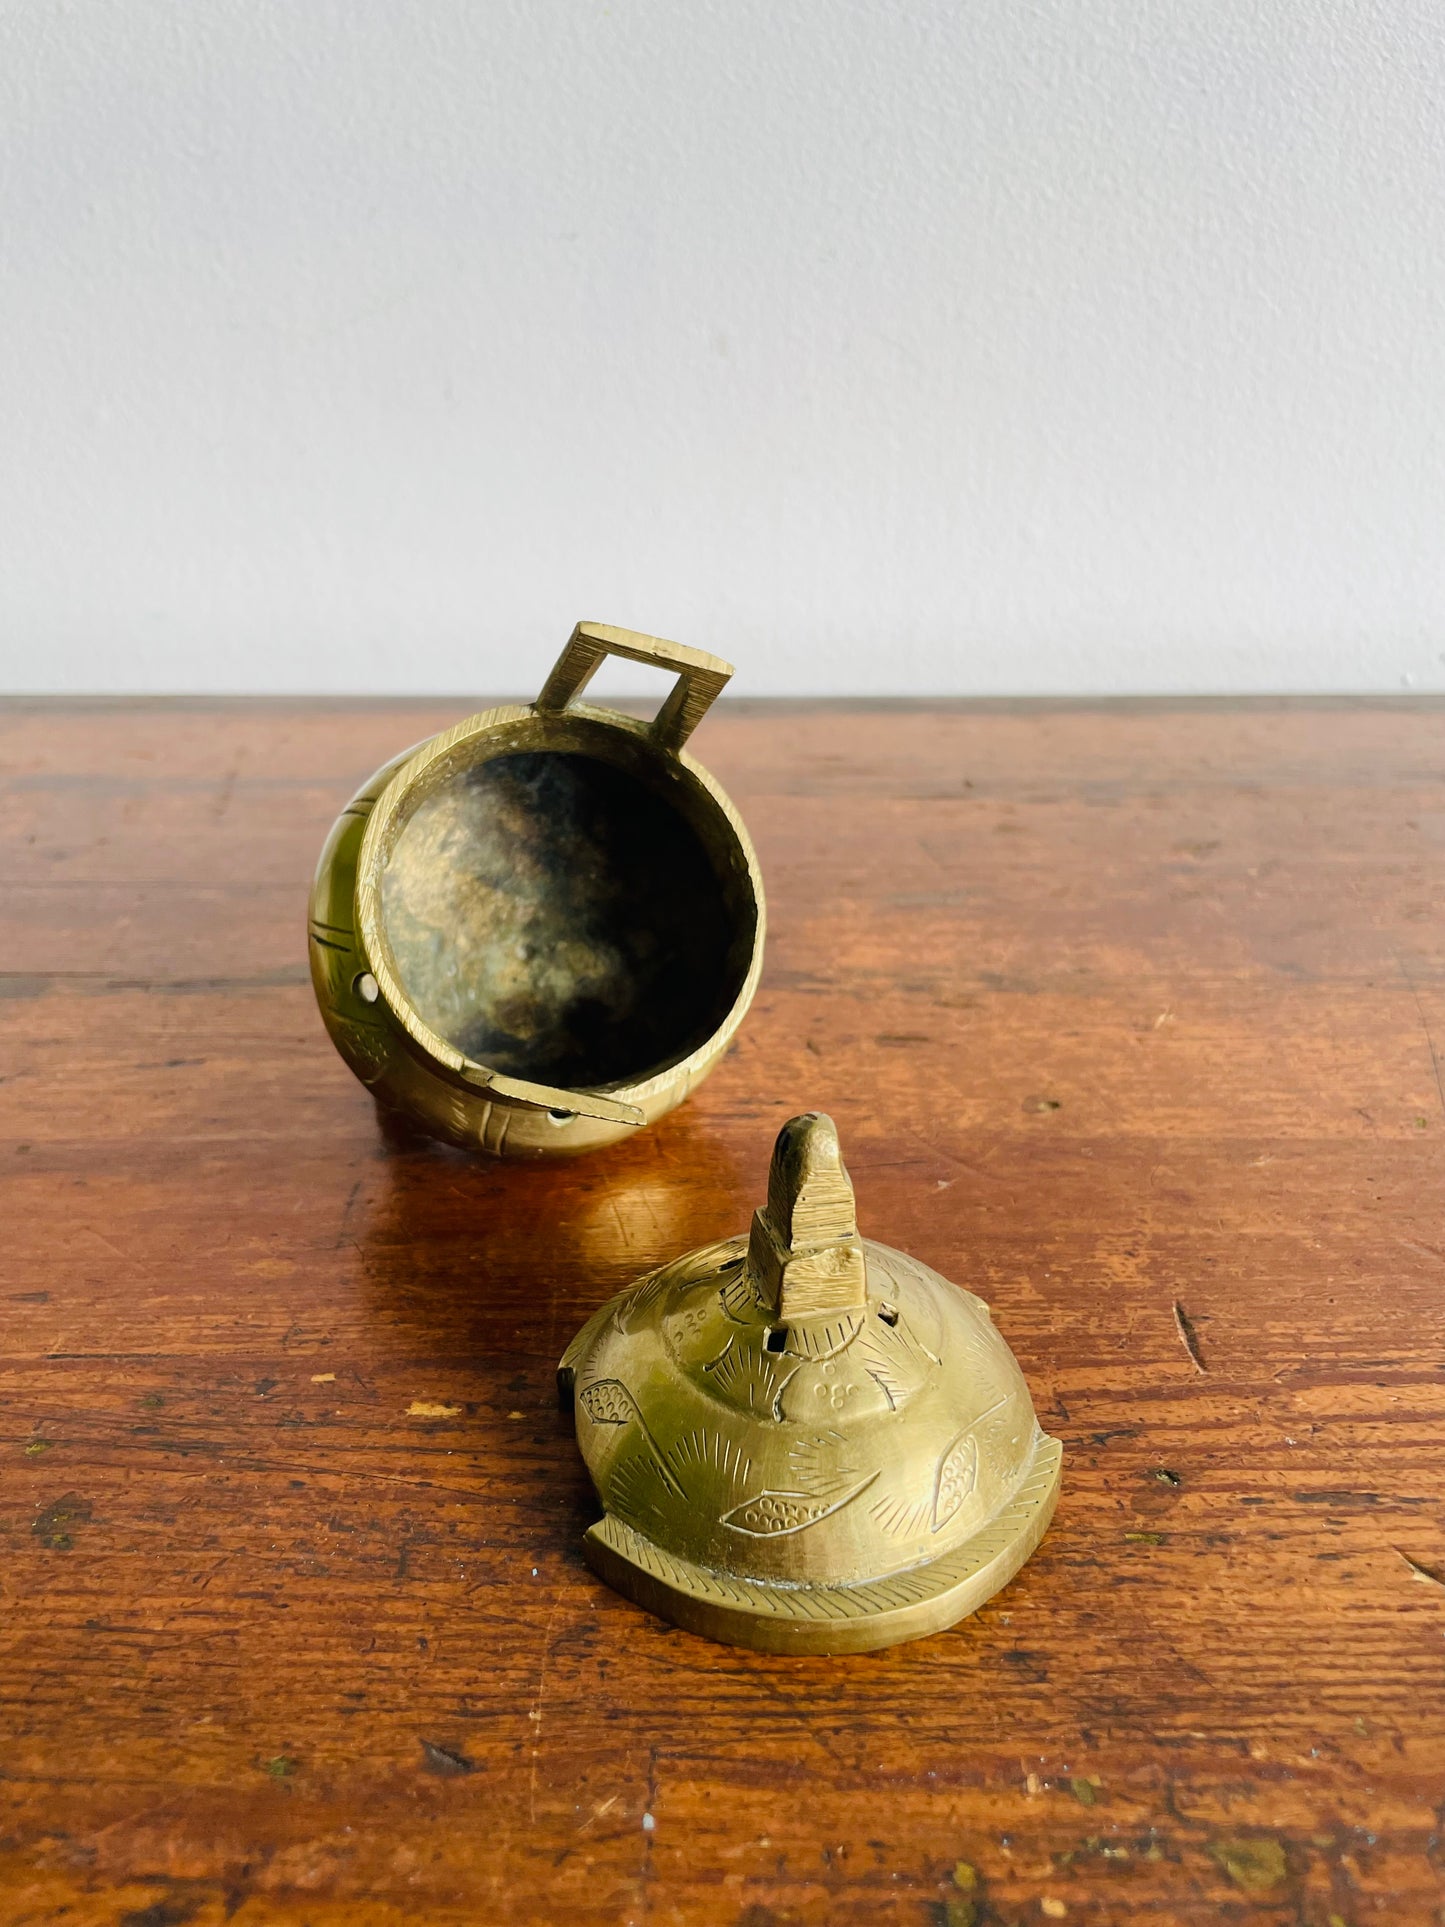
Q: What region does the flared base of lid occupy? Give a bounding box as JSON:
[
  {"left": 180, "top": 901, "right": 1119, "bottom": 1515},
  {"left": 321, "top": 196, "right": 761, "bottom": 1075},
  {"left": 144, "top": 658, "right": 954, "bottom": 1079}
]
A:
[{"left": 582, "top": 1433, "right": 1062, "bottom": 1655}]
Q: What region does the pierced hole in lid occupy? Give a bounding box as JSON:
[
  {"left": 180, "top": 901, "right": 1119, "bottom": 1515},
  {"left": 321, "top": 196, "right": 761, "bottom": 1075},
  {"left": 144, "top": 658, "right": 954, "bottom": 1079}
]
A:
[
  {"left": 764, "top": 1325, "right": 788, "bottom": 1354},
  {"left": 354, "top": 971, "right": 380, "bottom": 1004},
  {"left": 877, "top": 1303, "right": 899, "bottom": 1327},
  {"left": 547, "top": 1108, "right": 575, "bottom": 1125}
]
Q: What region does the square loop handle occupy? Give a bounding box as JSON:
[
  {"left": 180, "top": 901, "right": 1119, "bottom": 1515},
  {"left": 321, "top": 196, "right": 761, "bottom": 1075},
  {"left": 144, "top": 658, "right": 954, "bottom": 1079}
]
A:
[{"left": 535, "top": 622, "right": 733, "bottom": 753}]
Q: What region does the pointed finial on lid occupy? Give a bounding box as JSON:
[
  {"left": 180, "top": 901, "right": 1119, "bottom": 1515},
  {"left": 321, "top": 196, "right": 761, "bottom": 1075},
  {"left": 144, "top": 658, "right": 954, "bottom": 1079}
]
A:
[{"left": 747, "top": 1112, "right": 868, "bottom": 1320}]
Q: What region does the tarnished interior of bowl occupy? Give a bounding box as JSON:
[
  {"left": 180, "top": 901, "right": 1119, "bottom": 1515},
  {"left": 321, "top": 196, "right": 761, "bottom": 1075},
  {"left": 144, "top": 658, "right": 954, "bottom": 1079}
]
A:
[{"left": 380, "top": 744, "right": 754, "bottom": 1092}]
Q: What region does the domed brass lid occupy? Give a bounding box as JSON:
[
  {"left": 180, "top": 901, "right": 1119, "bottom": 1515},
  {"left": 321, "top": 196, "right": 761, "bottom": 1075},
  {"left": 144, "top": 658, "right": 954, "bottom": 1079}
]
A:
[{"left": 559, "top": 1114, "right": 1062, "bottom": 1653}]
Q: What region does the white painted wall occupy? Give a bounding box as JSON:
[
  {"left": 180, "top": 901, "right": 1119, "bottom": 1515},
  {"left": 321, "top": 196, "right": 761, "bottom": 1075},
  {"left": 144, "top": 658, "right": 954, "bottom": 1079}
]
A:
[{"left": 2, "top": 0, "right": 1443, "bottom": 696}]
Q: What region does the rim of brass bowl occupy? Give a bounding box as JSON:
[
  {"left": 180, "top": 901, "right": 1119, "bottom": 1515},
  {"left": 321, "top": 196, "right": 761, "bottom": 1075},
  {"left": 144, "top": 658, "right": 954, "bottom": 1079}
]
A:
[{"left": 351, "top": 700, "right": 766, "bottom": 1123}]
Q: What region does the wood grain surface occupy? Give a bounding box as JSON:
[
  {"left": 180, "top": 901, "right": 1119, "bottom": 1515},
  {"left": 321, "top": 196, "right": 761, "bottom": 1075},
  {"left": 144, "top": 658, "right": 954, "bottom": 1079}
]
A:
[{"left": 2, "top": 698, "right": 1444, "bottom": 1927}]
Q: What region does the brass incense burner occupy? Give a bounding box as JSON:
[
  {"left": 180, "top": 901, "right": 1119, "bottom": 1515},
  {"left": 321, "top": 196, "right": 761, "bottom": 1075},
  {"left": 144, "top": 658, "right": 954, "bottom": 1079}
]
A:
[
  {"left": 560, "top": 1113, "right": 1062, "bottom": 1653},
  {"left": 308, "top": 624, "right": 764, "bottom": 1156}
]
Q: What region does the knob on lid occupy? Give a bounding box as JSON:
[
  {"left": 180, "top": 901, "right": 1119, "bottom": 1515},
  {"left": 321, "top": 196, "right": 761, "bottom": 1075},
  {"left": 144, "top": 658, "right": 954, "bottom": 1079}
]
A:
[
  {"left": 560, "top": 1113, "right": 1062, "bottom": 1654},
  {"left": 748, "top": 1113, "right": 866, "bottom": 1318}
]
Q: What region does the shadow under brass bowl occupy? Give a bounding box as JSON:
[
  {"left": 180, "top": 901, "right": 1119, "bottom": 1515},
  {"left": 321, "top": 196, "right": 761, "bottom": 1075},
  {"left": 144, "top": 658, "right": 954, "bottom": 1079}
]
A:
[{"left": 308, "top": 623, "right": 765, "bottom": 1157}]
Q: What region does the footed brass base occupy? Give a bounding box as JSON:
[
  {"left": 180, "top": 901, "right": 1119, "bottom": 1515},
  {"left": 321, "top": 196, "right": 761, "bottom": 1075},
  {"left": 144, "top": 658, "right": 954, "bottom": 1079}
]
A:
[{"left": 582, "top": 1433, "right": 1062, "bottom": 1654}]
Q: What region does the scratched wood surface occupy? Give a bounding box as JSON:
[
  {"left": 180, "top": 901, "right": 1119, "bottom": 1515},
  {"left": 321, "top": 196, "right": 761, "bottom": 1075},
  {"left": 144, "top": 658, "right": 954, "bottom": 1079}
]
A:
[{"left": 2, "top": 697, "right": 1444, "bottom": 1927}]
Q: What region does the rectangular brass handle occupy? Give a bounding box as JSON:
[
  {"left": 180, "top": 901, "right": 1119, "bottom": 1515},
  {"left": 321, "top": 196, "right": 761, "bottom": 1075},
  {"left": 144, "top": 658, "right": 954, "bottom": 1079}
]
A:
[{"left": 535, "top": 621, "right": 733, "bottom": 753}]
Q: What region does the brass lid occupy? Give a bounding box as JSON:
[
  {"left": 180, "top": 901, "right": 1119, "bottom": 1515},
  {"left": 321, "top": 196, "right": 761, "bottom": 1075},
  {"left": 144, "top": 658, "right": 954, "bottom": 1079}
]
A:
[{"left": 559, "top": 1113, "right": 1062, "bottom": 1653}]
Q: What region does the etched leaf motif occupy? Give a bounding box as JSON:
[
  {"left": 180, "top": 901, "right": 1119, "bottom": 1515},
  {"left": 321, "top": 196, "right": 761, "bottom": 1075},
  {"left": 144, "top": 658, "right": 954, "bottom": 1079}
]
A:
[
  {"left": 580, "top": 1379, "right": 636, "bottom": 1426},
  {"left": 858, "top": 1308, "right": 936, "bottom": 1410},
  {"left": 933, "top": 1431, "right": 978, "bottom": 1531},
  {"left": 704, "top": 1336, "right": 798, "bottom": 1420},
  {"left": 787, "top": 1430, "right": 852, "bottom": 1496},
  {"left": 333, "top": 1015, "right": 391, "bottom": 1084},
  {"left": 606, "top": 1452, "right": 671, "bottom": 1529},
  {"left": 722, "top": 1473, "right": 877, "bottom": 1538}
]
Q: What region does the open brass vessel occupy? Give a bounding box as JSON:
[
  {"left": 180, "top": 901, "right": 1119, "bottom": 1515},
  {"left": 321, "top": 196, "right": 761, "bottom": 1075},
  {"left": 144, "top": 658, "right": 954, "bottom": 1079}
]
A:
[
  {"left": 308, "top": 623, "right": 764, "bottom": 1157},
  {"left": 560, "top": 1113, "right": 1062, "bottom": 1653}
]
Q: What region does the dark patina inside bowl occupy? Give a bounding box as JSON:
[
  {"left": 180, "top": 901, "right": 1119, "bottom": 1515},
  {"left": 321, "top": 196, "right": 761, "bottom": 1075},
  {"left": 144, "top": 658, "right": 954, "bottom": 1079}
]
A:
[{"left": 380, "top": 749, "right": 750, "bottom": 1089}]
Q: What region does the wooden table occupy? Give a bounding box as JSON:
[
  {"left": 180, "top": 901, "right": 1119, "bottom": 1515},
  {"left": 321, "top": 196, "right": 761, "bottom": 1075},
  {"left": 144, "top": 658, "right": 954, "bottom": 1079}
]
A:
[{"left": 3, "top": 698, "right": 1444, "bottom": 1927}]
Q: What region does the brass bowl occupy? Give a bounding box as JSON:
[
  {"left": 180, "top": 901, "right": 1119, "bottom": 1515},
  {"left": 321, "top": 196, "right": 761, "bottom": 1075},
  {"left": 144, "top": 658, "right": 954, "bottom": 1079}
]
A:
[{"left": 308, "top": 623, "right": 765, "bottom": 1157}]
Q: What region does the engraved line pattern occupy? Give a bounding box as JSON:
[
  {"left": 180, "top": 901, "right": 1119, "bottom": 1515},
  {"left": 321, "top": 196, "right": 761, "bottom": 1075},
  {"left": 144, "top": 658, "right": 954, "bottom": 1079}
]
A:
[
  {"left": 616, "top": 1260, "right": 685, "bottom": 1333},
  {"left": 779, "top": 1313, "right": 865, "bottom": 1361},
  {"left": 607, "top": 1452, "right": 672, "bottom": 1532},
  {"left": 869, "top": 1493, "right": 933, "bottom": 1539},
  {"left": 856, "top": 1313, "right": 936, "bottom": 1410},
  {"left": 580, "top": 1380, "right": 635, "bottom": 1425},
  {"left": 769, "top": 1365, "right": 802, "bottom": 1424},
  {"left": 703, "top": 1338, "right": 799, "bottom": 1421},
  {"left": 330, "top": 1016, "right": 393, "bottom": 1085},
  {"left": 872, "top": 1249, "right": 945, "bottom": 1363},
  {"left": 580, "top": 1377, "right": 686, "bottom": 1498},
  {"left": 722, "top": 1472, "right": 878, "bottom": 1538},
  {"left": 559, "top": 1290, "right": 629, "bottom": 1376},
  {"left": 666, "top": 1427, "right": 752, "bottom": 1490},
  {"left": 719, "top": 1261, "right": 759, "bottom": 1322},
  {"left": 595, "top": 1437, "right": 1061, "bottom": 1622},
  {"left": 786, "top": 1430, "right": 863, "bottom": 1497},
  {"left": 932, "top": 1430, "right": 978, "bottom": 1531},
  {"left": 863, "top": 1390, "right": 1009, "bottom": 1521}
]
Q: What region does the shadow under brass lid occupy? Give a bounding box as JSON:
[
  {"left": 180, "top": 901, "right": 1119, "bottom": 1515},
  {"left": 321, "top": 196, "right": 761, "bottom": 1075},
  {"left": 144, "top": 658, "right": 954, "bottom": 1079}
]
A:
[
  {"left": 307, "top": 622, "right": 765, "bottom": 1157},
  {"left": 559, "top": 1113, "right": 1062, "bottom": 1654}
]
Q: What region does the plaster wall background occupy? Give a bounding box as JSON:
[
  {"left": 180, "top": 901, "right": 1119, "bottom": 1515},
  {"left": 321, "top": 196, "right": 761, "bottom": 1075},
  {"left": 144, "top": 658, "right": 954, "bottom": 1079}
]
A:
[{"left": 3, "top": 0, "right": 1442, "bottom": 694}]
